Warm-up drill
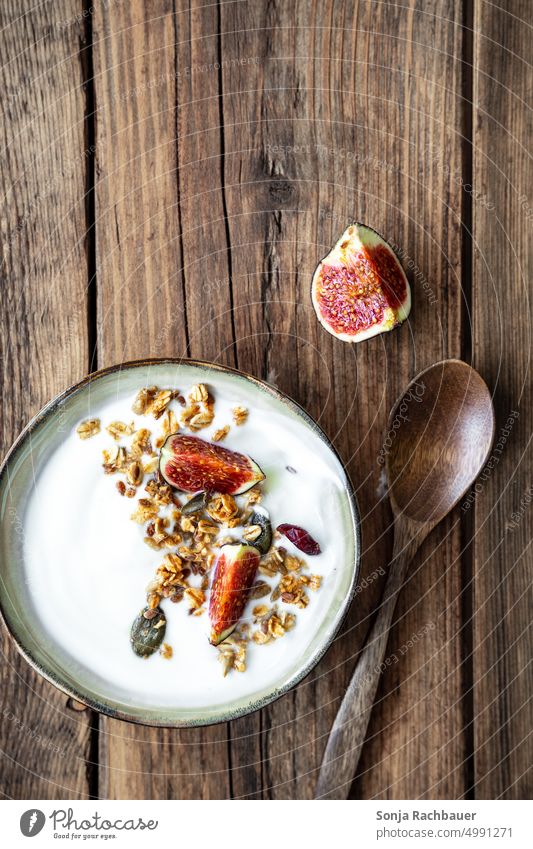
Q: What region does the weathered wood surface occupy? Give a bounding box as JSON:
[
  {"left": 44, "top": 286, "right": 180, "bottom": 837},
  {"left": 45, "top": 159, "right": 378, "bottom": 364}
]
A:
[
  {"left": 0, "top": 0, "right": 93, "bottom": 798},
  {"left": 0, "top": 0, "right": 531, "bottom": 799},
  {"left": 471, "top": 0, "right": 533, "bottom": 799}
]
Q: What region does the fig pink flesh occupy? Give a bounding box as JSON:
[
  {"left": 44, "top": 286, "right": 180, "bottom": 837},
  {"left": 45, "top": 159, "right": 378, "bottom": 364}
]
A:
[
  {"left": 160, "top": 434, "right": 264, "bottom": 494},
  {"left": 316, "top": 243, "right": 407, "bottom": 336}
]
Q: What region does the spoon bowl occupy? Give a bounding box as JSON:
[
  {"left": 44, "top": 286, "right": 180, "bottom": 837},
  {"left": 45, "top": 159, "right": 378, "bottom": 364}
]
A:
[
  {"left": 315, "top": 359, "right": 495, "bottom": 799},
  {"left": 387, "top": 359, "right": 495, "bottom": 524}
]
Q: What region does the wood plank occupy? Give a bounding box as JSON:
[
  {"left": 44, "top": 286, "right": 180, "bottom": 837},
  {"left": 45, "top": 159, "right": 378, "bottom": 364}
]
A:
[
  {"left": 2, "top": 0, "right": 529, "bottom": 804},
  {"left": 93, "top": 0, "right": 231, "bottom": 799},
  {"left": 218, "top": 0, "right": 467, "bottom": 798},
  {"left": 472, "top": 0, "right": 533, "bottom": 799},
  {"left": 0, "top": 0, "right": 92, "bottom": 798}
]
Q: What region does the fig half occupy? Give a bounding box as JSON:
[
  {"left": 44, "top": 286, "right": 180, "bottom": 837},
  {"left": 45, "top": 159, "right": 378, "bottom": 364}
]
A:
[
  {"left": 160, "top": 433, "right": 265, "bottom": 494},
  {"left": 311, "top": 223, "right": 411, "bottom": 343}
]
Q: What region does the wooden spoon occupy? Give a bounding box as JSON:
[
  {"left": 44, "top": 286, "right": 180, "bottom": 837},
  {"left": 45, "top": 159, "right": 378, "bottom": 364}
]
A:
[{"left": 315, "top": 359, "right": 495, "bottom": 799}]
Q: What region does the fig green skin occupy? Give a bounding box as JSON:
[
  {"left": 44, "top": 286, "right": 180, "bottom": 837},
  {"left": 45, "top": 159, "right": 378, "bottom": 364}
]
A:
[
  {"left": 213, "top": 624, "right": 238, "bottom": 645},
  {"left": 130, "top": 607, "right": 166, "bottom": 658},
  {"left": 310, "top": 221, "right": 411, "bottom": 343}
]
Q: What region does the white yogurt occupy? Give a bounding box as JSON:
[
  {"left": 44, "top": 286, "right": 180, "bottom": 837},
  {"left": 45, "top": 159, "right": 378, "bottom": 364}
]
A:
[{"left": 23, "top": 383, "right": 354, "bottom": 711}]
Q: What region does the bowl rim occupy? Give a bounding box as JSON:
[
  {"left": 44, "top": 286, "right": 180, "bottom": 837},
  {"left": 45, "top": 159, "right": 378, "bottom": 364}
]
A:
[{"left": 0, "top": 357, "right": 361, "bottom": 727}]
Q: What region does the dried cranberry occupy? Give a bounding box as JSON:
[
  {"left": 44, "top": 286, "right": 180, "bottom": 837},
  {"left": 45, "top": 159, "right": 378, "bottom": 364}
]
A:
[{"left": 276, "top": 524, "right": 321, "bottom": 555}]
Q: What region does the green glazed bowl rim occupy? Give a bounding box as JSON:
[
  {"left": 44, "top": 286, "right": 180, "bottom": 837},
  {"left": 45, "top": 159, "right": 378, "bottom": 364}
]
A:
[{"left": 0, "top": 358, "right": 361, "bottom": 727}]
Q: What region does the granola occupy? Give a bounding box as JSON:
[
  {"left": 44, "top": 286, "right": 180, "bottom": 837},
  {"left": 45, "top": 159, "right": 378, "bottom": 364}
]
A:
[
  {"left": 160, "top": 643, "right": 173, "bottom": 660},
  {"left": 106, "top": 421, "right": 135, "bottom": 440},
  {"left": 130, "top": 428, "right": 152, "bottom": 458},
  {"left": 251, "top": 607, "right": 295, "bottom": 644},
  {"left": 278, "top": 574, "right": 309, "bottom": 608},
  {"left": 242, "top": 524, "right": 261, "bottom": 542},
  {"left": 126, "top": 460, "right": 143, "bottom": 487},
  {"left": 76, "top": 419, "right": 100, "bottom": 439},
  {"left": 132, "top": 387, "right": 156, "bottom": 415},
  {"left": 77, "top": 381, "right": 324, "bottom": 678},
  {"left": 212, "top": 424, "right": 230, "bottom": 442},
  {"left": 130, "top": 499, "right": 159, "bottom": 524},
  {"left": 232, "top": 406, "right": 248, "bottom": 425},
  {"left": 207, "top": 493, "right": 240, "bottom": 526},
  {"left": 181, "top": 383, "right": 215, "bottom": 431},
  {"left": 149, "top": 389, "right": 173, "bottom": 420}
]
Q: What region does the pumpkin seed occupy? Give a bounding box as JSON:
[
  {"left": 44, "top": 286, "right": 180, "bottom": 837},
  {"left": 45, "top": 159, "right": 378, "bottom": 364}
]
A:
[
  {"left": 181, "top": 490, "right": 209, "bottom": 516},
  {"left": 244, "top": 506, "right": 272, "bottom": 555},
  {"left": 130, "top": 606, "right": 166, "bottom": 657},
  {"left": 249, "top": 580, "right": 272, "bottom": 599}
]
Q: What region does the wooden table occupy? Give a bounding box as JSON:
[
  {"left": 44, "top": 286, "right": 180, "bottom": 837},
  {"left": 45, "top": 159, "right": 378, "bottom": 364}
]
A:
[{"left": 1, "top": 0, "right": 531, "bottom": 800}]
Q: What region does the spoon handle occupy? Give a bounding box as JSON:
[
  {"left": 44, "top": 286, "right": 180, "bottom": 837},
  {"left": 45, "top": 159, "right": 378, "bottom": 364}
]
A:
[{"left": 314, "top": 520, "right": 422, "bottom": 799}]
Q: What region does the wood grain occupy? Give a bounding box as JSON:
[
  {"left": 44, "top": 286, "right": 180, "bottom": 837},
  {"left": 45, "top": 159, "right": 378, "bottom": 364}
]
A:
[
  {"left": 0, "top": 0, "right": 93, "bottom": 798},
  {"left": 92, "top": 0, "right": 231, "bottom": 800},
  {"left": 218, "top": 0, "right": 467, "bottom": 799},
  {"left": 0, "top": 0, "right": 530, "bottom": 800},
  {"left": 472, "top": 0, "right": 533, "bottom": 799}
]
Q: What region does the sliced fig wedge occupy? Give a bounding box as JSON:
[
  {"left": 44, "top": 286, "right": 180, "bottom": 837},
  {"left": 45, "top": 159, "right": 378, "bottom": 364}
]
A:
[
  {"left": 209, "top": 543, "right": 260, "bottom": 645},
  {"left": 159, "top": 433, "right": 265, "bottom": 494},
  {"left": 311, "top": 223, "right": 411, "bottom": 343}
]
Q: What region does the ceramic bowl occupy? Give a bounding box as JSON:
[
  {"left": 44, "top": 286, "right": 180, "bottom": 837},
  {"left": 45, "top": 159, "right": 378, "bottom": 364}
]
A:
[{"left": 0, "top": 359, "right": 360, "bottom": 726}]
